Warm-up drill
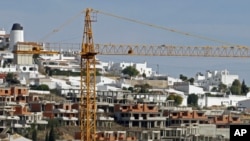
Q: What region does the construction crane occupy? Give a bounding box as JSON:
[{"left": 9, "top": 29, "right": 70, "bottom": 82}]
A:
[
  {"left": 14, "top": 8, "right": 250, "bottom": 141},
  {"left": 79, "top": 8, "right": 97, "bottom": 141},
  {"left": 78, "top": 8, "right": 250, "bottom": 141},
  {"left": 12, "top": 42, "right": 59, "bottom": 55},
  {"left": 40, "top": 8, "right": 250, "bottom": 141}
]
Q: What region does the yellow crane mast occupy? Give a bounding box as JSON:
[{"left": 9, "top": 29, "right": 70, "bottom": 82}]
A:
[{"left": 80, "top": 8, "right": 97, "bottom": 141}]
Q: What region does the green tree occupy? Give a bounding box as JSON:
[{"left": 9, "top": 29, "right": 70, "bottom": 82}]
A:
[
  {"left": 211, "top": 87, "right": 217, "bottom": 92},
  {"left": 167, "top": 94, "right": 183, "bottom": 106},
  {"left": 122, "top": 87, "right": 127, "bottom": 90},
  {"left": 135, "top": 83, "right": 152, "bottom": 93},
  {"left": 45, "top": 131, "right": 49, "bottom": 141},
  {"left": 241, "top": 80, "right": 249, "bottom": 95},
  {"left": 230, "top": 79, "right": 241, "bottom": 95},
  {"left": 188, "top": 78, "right": 194, "bottom": 85},
  {"left": 49, "top": 125, "right": 56, "bottom": 141},
  {"left": 33, "top": 54, "right": 40, "bottom": 59},
  {"left": 45, "top": 67, "right": 52, "bottom": 76},
  {"left": 47, "top": 119, "right": 60, "bottom": 128},
  {"left": 218, "top": 83, "right": 227, "bottom": 93},
  {"left": 32, "top": 129, "right": 37, "bottom": 141},
  {"left": 37, "top": 84, "right": 50, "bottom": 91},
  {"left": 128, "top": 87, "right": 134, "bottom": 92},
  {"left": 6, "top": 73, "right": 20, "bottom": 84},
  {"left": 187, "top": 94, "right": 198, "bottom": 106},
  {"left": 174, "top": 95, "right": 183, "bottom": 106},
  {"left": 179, "top": 74, "right": 188, "bottom": 81},
  {"left": 122, "top": 66, "right": 139, "bottom": 78}
]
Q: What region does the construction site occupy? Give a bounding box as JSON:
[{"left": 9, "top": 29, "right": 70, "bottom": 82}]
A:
[{"left": 1, "top": 2, "right": 250, "bottom": 141}]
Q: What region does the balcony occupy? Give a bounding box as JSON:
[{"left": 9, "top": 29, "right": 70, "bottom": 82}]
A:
[
  {"left": 6, "top": 116, "right": 20, "bottom": 120},
  {"left": 121, "top": 117, "right": 135, "bottom": 120},
  {"left": 60, "top": 116, "right": 78, "bottom": 121},
  {"left": 146, "top": 117, "right": 166, "bottom": 120},
  {"left": 97, "top": 117, "right": 114, "bottom": 121}
]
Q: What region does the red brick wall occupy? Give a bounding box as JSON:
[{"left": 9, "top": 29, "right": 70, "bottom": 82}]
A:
[{"left": 30, "top": 103, "right": 42, "bottom": 112}]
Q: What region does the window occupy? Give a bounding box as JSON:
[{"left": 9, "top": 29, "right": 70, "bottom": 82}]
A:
[{"left": 23, "top": 67, "right": 26, "bottom": 71}]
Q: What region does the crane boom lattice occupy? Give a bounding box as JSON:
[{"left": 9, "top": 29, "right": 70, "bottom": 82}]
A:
[{"left": 42, "top": 43, "right": 250, "bottom": 58}]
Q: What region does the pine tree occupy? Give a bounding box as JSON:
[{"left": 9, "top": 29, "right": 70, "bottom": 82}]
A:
[
  {"left": 32, "top": 129, "right": 37, "bottom": 141},
  {"left": 241, "top": 80, "right": 249, "bottom": 95},
  {"left": 230, "top": 79, "right": 241, "bottom": 95},
  {"left": 45, "top": 131, "right": 49, "bottom": 141},
  {"left": 49, "top": 125, "right": 55, "bottom": 141}
]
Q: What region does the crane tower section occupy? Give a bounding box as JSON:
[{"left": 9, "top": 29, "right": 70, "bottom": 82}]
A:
[{"left": 80, "top": 8, "right": 97, "bottom": 141}]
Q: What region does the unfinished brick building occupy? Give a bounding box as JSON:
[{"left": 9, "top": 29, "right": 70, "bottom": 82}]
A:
[{"left": 114, "top": 102, "right": 166, "bottom": 128}]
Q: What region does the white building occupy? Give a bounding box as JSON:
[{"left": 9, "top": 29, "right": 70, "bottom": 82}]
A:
[
  {"left": 110, "top": 61, "right": 153, "bottom": 77},
  {"left": 237, "top": 98, "right": 250, "bottom": 110},
  {"left": 0, "top": 28, "right": 9, "bottom": 49},
  {"left": 198, "top": 94, "right": 250, "bottom": 108},
  {"left": 173, "top": 81, "right": 205, "bottom": 95},
  {"left": 194, "top": 69, "right": 239, "bottom": 91},
  {"left": 167, "top": 76, "right": 183, "bottom": 86}
]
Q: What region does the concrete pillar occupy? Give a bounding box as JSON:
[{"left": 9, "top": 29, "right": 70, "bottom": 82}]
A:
[
  {"left": 158, "top": 132, "right": 160, "bottom": 139},
  {"left": 139, "top": 121, "right": 141, "bottom": 128},
  {"left": 129, "top": 121, "right": 132, "bottom": 127},
  {"left": 160, "top": 121, "right": 163, "bottom": 128}
]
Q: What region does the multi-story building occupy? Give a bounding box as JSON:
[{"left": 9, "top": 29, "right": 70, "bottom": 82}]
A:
[
  {"left": 110, "top": 61, "right": 153, "bottom": 77},
  {"left": 160, "top": 124, "right": 229, "bottom": 141},
  {"left": 194, "top": 69, "right": 239, "bottom": 91},
  {"left": 0, "top": 28, "right": 10, "bottom": 49},
  {"left": 166, "top": 110, "right": 210, "bottom": 126},
  {"left": 173, "top": 81, "right": 205, "bottom": 95},
  {"left": 208, "top": 114, "right": 242, "bottom": 128},
  {"left": 33, "top": 100, "right": 78, "bottom": 126},
  {"left": 0, "top": 85, "right": 48, "bottom": 133},
  {"left": 114, "top": 102, "right": 166, "bottom": 129}
]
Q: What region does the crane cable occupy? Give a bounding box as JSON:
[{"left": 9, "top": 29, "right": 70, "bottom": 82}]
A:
[
  {"left": 39, "top": 9, "right": 85, "bottom": 42},
  {"left": 39, "top": 8, "right": 243, "bottom": 47},
  {"left": 92, "top": 9, "right": 238, "bottom": 47}
]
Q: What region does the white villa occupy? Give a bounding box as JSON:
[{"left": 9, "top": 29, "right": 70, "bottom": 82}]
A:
[
  {"left": 194, "top": 69, "right": 239, "bottom": 91},
  {"left": 198, "top": 93, "right": 250, "bottom": 108},
  {"left": 110, "top": 61, "right": 153, "bottom": 77}
]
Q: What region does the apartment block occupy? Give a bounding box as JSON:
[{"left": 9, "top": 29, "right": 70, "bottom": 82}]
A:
[
  {"left": 0, "top": 85, "right": 49, "bottom": 133},
  {"left": 166, "top": 110, "right": 209, "bottom": 126},
  {"left": 114, "top": 102, "right": 166, "bottom": 128},
  {"left": 41, "top": 101, "right": 79, "bottom": 126},
  {"left": 208, "top": 114, "right": 242, "bottom": 128}
]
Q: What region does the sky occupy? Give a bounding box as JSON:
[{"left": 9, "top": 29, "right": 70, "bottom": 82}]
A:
[{"left": 1, "top": 0, "right": 250, "bottom": 84}]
